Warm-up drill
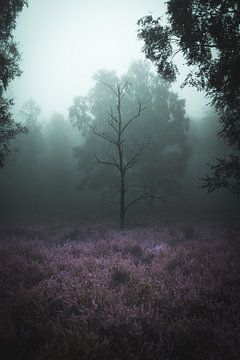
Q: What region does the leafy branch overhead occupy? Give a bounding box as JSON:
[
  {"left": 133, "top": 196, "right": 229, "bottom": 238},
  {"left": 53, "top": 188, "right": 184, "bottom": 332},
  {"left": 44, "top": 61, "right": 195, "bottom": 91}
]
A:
[
  {"left": 138, "top": 1, "right": 240, "bottom": 193},
  {"left": 0, "top": 0, "right": 28, "bottom": 167},
  {"left": 201, "top": 155, "right": 240, "bottom": 194}
]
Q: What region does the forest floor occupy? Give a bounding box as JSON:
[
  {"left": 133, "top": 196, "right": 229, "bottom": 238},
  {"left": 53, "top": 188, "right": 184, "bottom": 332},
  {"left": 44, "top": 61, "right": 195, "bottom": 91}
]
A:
[{"left": 0, "top": 216, "right": 240, "bottom": 360}]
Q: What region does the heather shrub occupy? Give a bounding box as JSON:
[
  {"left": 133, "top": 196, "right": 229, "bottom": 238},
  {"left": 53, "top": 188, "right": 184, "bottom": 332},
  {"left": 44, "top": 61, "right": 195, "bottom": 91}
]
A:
[
  {"left": 0, "top": 219, "right": 239, "bottom": 359},
  {"left": 123, "top": 243, "right": 143, "bottom": 258},
  {"left": 111, "top": 265, "right": 131, "bottom": 285}
]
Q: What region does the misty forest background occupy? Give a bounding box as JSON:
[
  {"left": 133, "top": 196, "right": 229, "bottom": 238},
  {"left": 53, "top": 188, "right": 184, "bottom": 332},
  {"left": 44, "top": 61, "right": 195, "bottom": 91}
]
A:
[{"left": 0, "top": 64, "right": 239, "bottom": 223}]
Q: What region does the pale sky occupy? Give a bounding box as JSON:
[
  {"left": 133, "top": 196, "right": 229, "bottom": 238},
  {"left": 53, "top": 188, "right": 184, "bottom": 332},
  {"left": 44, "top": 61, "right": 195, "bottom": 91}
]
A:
[{"left": 11, "top": 0, "right": 207, "bottom": 119}]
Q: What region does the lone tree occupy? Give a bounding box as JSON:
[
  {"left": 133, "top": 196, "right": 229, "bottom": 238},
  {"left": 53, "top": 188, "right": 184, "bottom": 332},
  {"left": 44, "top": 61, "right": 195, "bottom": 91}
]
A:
[
  {"left": 0, "top": 0, "right": 28, "bottom": 167},
  {"left": 69, "top": 63, "right": 190, "bottom": 226},
  {"left": 71, "top": 81, "right": 167, "bottom": 228},
  {"left": 138, "top": 0, "right": 240, "bottom": 193}
]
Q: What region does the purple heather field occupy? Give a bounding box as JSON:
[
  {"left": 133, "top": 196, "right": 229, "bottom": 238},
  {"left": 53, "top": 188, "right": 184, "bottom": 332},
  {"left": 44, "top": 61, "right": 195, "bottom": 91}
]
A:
[{"left": 0, "top": 216, "right": 240, "bottom": 360}]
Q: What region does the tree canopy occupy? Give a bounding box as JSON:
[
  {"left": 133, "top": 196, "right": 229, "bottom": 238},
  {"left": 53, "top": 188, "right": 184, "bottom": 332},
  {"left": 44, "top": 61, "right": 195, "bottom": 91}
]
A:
[
  {"left": 138, "top": 0, "right": 240, "bottom": 193},
  {"left": 0, "top": 0, "right": 28, "bottom": 167}
]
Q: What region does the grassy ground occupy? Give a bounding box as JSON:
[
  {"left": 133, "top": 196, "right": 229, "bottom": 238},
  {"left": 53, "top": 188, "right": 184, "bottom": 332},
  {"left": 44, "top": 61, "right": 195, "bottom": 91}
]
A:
[{"left": 0, "top": 217, "right": 240, "bottom": 359}]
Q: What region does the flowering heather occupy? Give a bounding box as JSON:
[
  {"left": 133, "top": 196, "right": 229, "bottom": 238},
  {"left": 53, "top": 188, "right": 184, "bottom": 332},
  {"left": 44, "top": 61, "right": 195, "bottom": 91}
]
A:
[{"left": 0, "top": 218, "right": 240, "bottom": 359}]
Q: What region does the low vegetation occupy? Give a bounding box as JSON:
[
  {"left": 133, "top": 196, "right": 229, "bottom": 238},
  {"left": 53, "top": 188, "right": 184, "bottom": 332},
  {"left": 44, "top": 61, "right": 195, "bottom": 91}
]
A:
[{"left": 0, "top": 218, "right": 240, "bottom": 359}]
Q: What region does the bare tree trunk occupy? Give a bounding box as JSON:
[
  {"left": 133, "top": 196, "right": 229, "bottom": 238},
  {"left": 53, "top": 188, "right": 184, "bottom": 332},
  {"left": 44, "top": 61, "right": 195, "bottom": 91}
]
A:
[
  {"left": 117, "top": 88, "right": 125, "bottom": 229},
  {"left": 120, "top": 170, "right": 125, "bottom": 229}
]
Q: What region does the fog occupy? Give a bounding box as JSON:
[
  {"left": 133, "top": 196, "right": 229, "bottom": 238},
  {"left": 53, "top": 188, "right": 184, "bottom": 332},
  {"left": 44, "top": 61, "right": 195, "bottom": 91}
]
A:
[{"left": 12, "top": 0, "right": 206, "bottom": 118}]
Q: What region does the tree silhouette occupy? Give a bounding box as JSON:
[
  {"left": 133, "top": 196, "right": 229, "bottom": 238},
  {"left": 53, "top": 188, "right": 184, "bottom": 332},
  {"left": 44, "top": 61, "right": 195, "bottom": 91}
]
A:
[
  {"left": 93, "top": 82, "right": 169, "bottom": 228},
  {"left": 70, "top": 80, "right": 168, "bottom": 228}
]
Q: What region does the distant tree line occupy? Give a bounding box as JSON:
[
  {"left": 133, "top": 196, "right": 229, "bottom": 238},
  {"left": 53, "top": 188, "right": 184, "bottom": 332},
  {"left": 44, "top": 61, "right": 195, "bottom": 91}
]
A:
[{"left": 1, "top": 61, "right": 239, "bottom": 224}]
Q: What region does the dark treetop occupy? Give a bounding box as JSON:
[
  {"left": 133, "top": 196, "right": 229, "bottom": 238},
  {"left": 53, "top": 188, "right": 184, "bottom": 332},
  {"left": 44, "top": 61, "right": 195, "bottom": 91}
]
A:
[
  {"left": 0, "top": 0, "right": 28, "bottom": 167},
  {"left": 138, "top": 0, "right": 240, "bottom": 193}
]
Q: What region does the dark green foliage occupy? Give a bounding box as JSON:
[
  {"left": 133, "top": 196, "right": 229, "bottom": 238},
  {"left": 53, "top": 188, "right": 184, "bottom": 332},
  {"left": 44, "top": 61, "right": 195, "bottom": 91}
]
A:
[
  {"left": 138, "top": 1, "right": 240, "bottom": 193},
  {"left": 201, "top": 155, "right": 240, "bottom": 193},
  {"left": 0, "top": 0, "right": 28, "bottom": 167},
  {"left": 0, "top": 97, "right": 26, "bottom": 166}
]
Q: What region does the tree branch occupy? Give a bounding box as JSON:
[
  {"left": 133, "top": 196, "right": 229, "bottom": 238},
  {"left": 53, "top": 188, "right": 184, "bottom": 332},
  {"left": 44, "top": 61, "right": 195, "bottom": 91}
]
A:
[
  {"left": 90, "top": 125, "right": 117, "bottom": 145},
  {"left": 107, "top": 108, "right": 118, "bottom": 123},
  {"left": 95, "top": 154, "right": 120, "bottom": 169},
  {"left": 124, "top": 142, "right": 149, "bottom": 171},
  {"left": 124, "top": 193, "right": 168, "bottom": 214},
  {"left": 101, "top": 81, "right": 118, "bottom": 97},
  {"left": 121, "top": 100, "right": 146, "bottom": 134},
  {"left": 119, "top": 82, "right": 129, "bottom": 101}
]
